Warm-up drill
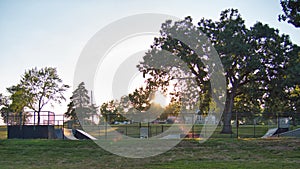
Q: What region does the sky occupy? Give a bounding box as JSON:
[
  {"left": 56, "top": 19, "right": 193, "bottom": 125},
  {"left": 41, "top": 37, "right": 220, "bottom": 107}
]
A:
[{"left": 0, "top": 0, "right": 299, "bottom": 122}]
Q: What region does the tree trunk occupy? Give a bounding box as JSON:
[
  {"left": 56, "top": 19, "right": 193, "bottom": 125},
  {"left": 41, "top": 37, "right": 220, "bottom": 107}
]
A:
[
  {"left": 221, "top": 92, "right": 234, "bottom": 134},
  {"left": 221, "top": 111, "right": 232, "bottom": 134},
  {"left": 37, "top": 110, "right": 41, "bottom": 125},
  {"left": 37, "top": 98, "right": 42, "bottom": 125},
  {"left": 37, "top": 111, "right": 40, "bottom": 125}
]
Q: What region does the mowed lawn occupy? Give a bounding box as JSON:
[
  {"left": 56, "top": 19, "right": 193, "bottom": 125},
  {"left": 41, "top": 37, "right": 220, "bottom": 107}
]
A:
[{"left": 0, "top": 137, "right": 299, "bottom": 169}]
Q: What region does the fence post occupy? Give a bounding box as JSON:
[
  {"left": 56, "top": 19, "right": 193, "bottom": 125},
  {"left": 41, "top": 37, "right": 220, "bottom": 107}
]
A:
[
  {"left": 204, "top": 124, "right": 206, "bottom": 137},
  {"left": 47, "top": 111, "right": 49, "bottom": 126},
  {"left": 192, "top": 115, "right": 194, "bottom": 138},
  {"left": 277, "top": 113, "right": 280, "bottom": 137},
  {"left": 34, "top": 111, "right": 35, "bottom": 126},
  {"left": 253, "top": 119, "right": 256, "bottom": 138},
  {"left": 236, "top": 112, "right": 239, "bottom": 139},
  {"left": 105, "top": 114, "right": 108, "bottom": 139},
  {"left": 148, "top": 122, "right": 150, "bottom": 138},
  {"left": 63, "top": 115, "right": 65, "bottom": 140}
]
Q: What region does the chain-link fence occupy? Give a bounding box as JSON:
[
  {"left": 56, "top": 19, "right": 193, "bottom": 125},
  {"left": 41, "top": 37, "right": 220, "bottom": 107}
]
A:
[
  {"left": 76, "top": 112, "right": 300, "bottom": 139},
  {"left": 1, "top": 112, "right": 299, "bottom": 139}
]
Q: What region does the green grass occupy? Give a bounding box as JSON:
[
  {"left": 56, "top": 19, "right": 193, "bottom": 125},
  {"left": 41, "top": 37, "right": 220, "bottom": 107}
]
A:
[{"left": 0, "top": 138, "right": 299, "bottom": 168}]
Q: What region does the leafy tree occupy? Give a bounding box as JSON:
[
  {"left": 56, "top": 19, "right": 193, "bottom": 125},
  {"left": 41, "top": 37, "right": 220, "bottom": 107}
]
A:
[
  {"left": 278, "top": 0, "right": 300, "bottom": 27},
  {"left": 138, "top": 9, "right": 299, "bottom": 133},
  {"left": 100, "top": 100, "right": 121, "bottom": 124},
  {"left": 159, "top": 101, "right": 181, "bottom": 120},
  {"left": 287, "top": 85, "right": 300, "bottom": 125},
  {"left": 199, "top": 10, "right": 299, "bottom": 132},
  {"left": 0, "top": 86, "right": 32, "bottom": 124},
  {"left": 289, "top": 85, "right": 300, "bottom": 112},
  {"left": 263, "top": 40, "right": 300, "bottom": 119},
  {"left": 65, "top": 82, "right": 98, "bottom": 125},
  {"left": 7, "top": 85, "right": 31, "bottom": 113},
  {"left": 128, "top": 87, "right": 154, "bottom": 112},
  {"left": 19, "top": 67, "right": 69, "bottom": 125},
  {"left": 0, "top": 94, "right": 11, "bottom": 123}
]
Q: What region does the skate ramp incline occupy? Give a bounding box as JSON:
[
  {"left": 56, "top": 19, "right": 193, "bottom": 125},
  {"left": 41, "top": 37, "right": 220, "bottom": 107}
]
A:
[
  {"left": 63, "top": 129, "right": 78, "bottom": 140},
  {"left": 75, "top": 129, "right": 97, "bottom": 140},
  {"left": 279, "top": 128, "right": 300, "bottom": 138},
  {"left": 262, "top": 128, "right": 278, "bottom": 138}
]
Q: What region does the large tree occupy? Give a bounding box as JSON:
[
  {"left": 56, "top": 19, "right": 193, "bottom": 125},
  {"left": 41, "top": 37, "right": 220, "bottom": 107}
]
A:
[
  {"left": 201, "top": 11, "right": 299, "bottom": 133},
  {"left": 138, "top": 9, "right": 299, "bottom": 133},
  {"left": 279, "top": 0, "right": 300, "bottom": 27},
  {"left": 18, "top": 67, "right": 69, "bottom": 125}
]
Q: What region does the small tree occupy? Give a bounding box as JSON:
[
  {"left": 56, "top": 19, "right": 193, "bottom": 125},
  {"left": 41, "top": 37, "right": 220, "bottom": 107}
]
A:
[
  {"left": 100, "top": 100, "right": 120, "bottom": 124},
  {"left": 159, "top": 101, "right": 181, "bottom": 120},
  {"left": 0, "top": 86, "right": 32, "bottom": 125},
  {"left": 0, "top": 94, "right": 12, "bottom": 124}
]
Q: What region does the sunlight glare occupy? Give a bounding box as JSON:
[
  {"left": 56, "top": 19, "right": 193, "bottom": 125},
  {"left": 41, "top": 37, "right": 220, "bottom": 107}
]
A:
[{"left": 152, "top": 91, "right": 170, "bottom": 108}]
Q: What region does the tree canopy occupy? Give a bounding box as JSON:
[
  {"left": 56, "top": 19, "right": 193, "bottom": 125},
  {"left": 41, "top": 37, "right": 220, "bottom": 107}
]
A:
[{"left": 279, "top": 0, "right": 300, "bottom": 27}]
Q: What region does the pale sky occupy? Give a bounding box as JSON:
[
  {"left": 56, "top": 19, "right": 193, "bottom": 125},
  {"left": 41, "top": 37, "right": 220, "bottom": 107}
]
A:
[{"left": 0, "top": 0, "right": 299, "bottom": 120}]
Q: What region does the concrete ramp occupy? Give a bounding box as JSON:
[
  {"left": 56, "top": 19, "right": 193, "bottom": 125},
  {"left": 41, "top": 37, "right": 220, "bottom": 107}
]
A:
[
  {"left": 55, "top": 128, "right": 97, "bottom": 140},
  {"left": 262, "top": 128, "right": 278, "bottom": 138},
  {"left": 279, "top": 128, "right": 300, "bottom": 138},
  {"left": 75, "top": 129, "right": 97, "bottom": 140},
  {"left": 63, "top": 129, "right": 78, "bottom": 140}
]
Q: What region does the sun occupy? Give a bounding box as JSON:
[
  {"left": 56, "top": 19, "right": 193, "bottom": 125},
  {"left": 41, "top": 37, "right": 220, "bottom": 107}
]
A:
[{"left": 152, "top": 91, "right": 170, "bottom": 108}]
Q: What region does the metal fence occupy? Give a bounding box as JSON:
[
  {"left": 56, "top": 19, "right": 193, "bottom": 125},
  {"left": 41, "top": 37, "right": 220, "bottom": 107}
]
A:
[
  {"left": 1, "top": 111, "right": 299, "bottom": 139},
  {"left": 75, "top": 112, "right": 300, "bottom": 139},
  {"left": 4, "top": 111, "right": 64, "bottom": 126}
]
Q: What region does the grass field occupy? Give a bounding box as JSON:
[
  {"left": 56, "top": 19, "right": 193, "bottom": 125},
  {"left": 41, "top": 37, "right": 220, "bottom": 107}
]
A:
[
  {"left": 0, "top": 138, "right": 299, "bottom": 169},
  {"left": 1, "top": 125, "right": 299, "bottom": 168}
]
